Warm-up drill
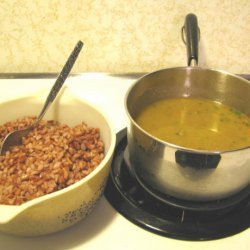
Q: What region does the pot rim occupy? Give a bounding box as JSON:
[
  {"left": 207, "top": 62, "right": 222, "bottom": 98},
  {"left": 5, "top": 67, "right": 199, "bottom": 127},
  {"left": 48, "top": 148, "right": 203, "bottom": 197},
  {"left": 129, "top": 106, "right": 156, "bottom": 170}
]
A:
[{"left": 125, "top": 66, "right": 250, "bottom": 154}]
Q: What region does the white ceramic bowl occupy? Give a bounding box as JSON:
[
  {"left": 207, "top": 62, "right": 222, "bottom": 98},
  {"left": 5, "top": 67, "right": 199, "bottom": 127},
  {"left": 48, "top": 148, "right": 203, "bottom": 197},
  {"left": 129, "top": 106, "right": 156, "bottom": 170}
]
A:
[{"left": 0, "top": 88, "right": 116, "bottom": 236}]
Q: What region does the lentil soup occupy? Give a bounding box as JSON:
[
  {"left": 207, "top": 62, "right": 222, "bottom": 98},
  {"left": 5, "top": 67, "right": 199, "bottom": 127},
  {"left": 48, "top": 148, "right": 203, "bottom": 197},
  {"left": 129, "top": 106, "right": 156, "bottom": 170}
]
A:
[{"left": 135, "top": 97, "right": 250, "bottom": 151}]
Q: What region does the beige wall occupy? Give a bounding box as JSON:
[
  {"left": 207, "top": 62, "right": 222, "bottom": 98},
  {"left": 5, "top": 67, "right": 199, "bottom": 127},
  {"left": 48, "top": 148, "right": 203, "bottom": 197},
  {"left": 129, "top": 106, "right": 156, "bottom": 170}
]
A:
[{"left": 0, "top": 0, "right": 249, "bottom": 74}]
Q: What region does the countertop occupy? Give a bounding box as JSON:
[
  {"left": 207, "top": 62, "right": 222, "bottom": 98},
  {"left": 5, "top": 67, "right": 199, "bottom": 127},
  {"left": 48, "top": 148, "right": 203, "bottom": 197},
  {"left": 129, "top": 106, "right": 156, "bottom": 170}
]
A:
[{"left": 0, "top": 73, "right": 249, "bottom": 250}]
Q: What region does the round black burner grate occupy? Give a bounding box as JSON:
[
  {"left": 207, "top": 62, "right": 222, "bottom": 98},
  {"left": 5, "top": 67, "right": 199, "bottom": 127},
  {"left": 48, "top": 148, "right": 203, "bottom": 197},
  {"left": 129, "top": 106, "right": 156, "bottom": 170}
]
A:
[{"left": 104, "top": 128, "right": 250, "bottom": 241}]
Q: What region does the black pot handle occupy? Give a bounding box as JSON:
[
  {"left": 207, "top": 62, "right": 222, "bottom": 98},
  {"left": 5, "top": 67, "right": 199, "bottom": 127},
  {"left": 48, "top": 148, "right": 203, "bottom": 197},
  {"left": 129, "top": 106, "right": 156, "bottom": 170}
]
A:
[
  {"left": 175, "top": 151, "right": 221, "bottom": 169},
  {"left": 182, "top": 13, "right": 200, "bottom": 66}
]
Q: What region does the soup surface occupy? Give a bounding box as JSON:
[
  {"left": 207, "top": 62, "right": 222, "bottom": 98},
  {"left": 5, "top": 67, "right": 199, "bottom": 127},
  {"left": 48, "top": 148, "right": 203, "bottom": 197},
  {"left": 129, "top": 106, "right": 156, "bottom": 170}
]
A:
[{"left": 135, "top": 98, "right": 250, "bottom": 151}]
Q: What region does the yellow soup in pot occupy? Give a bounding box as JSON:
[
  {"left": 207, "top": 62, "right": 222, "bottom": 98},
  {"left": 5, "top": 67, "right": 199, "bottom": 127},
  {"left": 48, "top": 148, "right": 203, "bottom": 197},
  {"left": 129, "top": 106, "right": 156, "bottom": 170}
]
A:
[{"left": 135, "top": 98, "right": 250, "bottom": 151}]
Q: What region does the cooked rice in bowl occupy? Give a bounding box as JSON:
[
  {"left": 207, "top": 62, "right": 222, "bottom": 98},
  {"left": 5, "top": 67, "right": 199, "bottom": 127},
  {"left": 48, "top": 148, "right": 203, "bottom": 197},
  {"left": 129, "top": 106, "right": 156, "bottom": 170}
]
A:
[{"left": 0, "top": 116, "right": 104, "bottom": 205}]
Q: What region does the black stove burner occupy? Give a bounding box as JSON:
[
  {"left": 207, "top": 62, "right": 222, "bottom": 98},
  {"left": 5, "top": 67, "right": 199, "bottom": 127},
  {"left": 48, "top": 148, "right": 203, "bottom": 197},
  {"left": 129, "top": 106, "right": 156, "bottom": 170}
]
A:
[{"left": 104, "top": 128, "right": 250, "bottom": 241}]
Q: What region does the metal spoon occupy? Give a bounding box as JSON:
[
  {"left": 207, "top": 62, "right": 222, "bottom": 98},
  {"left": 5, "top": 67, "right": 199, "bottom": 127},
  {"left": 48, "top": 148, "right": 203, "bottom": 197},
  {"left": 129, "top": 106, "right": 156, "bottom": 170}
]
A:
[{"left": 0, "top": 40, "right": 84, "bottom": 155}]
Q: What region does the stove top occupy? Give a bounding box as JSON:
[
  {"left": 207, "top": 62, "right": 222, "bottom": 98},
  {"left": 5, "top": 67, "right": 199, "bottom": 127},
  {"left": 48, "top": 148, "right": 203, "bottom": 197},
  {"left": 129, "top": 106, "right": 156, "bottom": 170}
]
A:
[{"left": 105, "top": 128, "right": 250, "bottom": 241}]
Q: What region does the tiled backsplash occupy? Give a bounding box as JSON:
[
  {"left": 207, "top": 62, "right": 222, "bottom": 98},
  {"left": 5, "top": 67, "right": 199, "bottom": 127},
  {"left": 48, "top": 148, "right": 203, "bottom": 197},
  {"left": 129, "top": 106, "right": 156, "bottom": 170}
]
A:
[{"left": 0, "top": 0, "right": 249, "bottom": 74}]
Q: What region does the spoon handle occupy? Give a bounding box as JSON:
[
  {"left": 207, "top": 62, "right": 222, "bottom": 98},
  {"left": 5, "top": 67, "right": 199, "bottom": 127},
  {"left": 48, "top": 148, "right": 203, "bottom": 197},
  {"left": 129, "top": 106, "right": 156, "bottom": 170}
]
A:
[{"left": 36, "top": 40, "right": 84, "bottom": 124}]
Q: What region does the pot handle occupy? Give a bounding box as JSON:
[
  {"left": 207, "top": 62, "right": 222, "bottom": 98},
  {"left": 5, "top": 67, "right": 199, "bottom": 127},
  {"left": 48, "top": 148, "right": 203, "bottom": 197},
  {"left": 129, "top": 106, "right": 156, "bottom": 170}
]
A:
[
  {"left": 182, "top": 13, "right": 200, "bottom": 66},
  {"left": 175, "top": 151, "right": 221, "bottom": 169}
]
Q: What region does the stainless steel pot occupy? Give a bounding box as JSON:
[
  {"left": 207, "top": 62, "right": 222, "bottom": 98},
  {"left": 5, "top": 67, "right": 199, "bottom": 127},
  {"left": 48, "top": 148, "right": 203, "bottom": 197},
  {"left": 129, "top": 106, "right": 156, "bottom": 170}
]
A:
[{"left": 125, "top": 14, "right": 250, "bottom": 202}]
